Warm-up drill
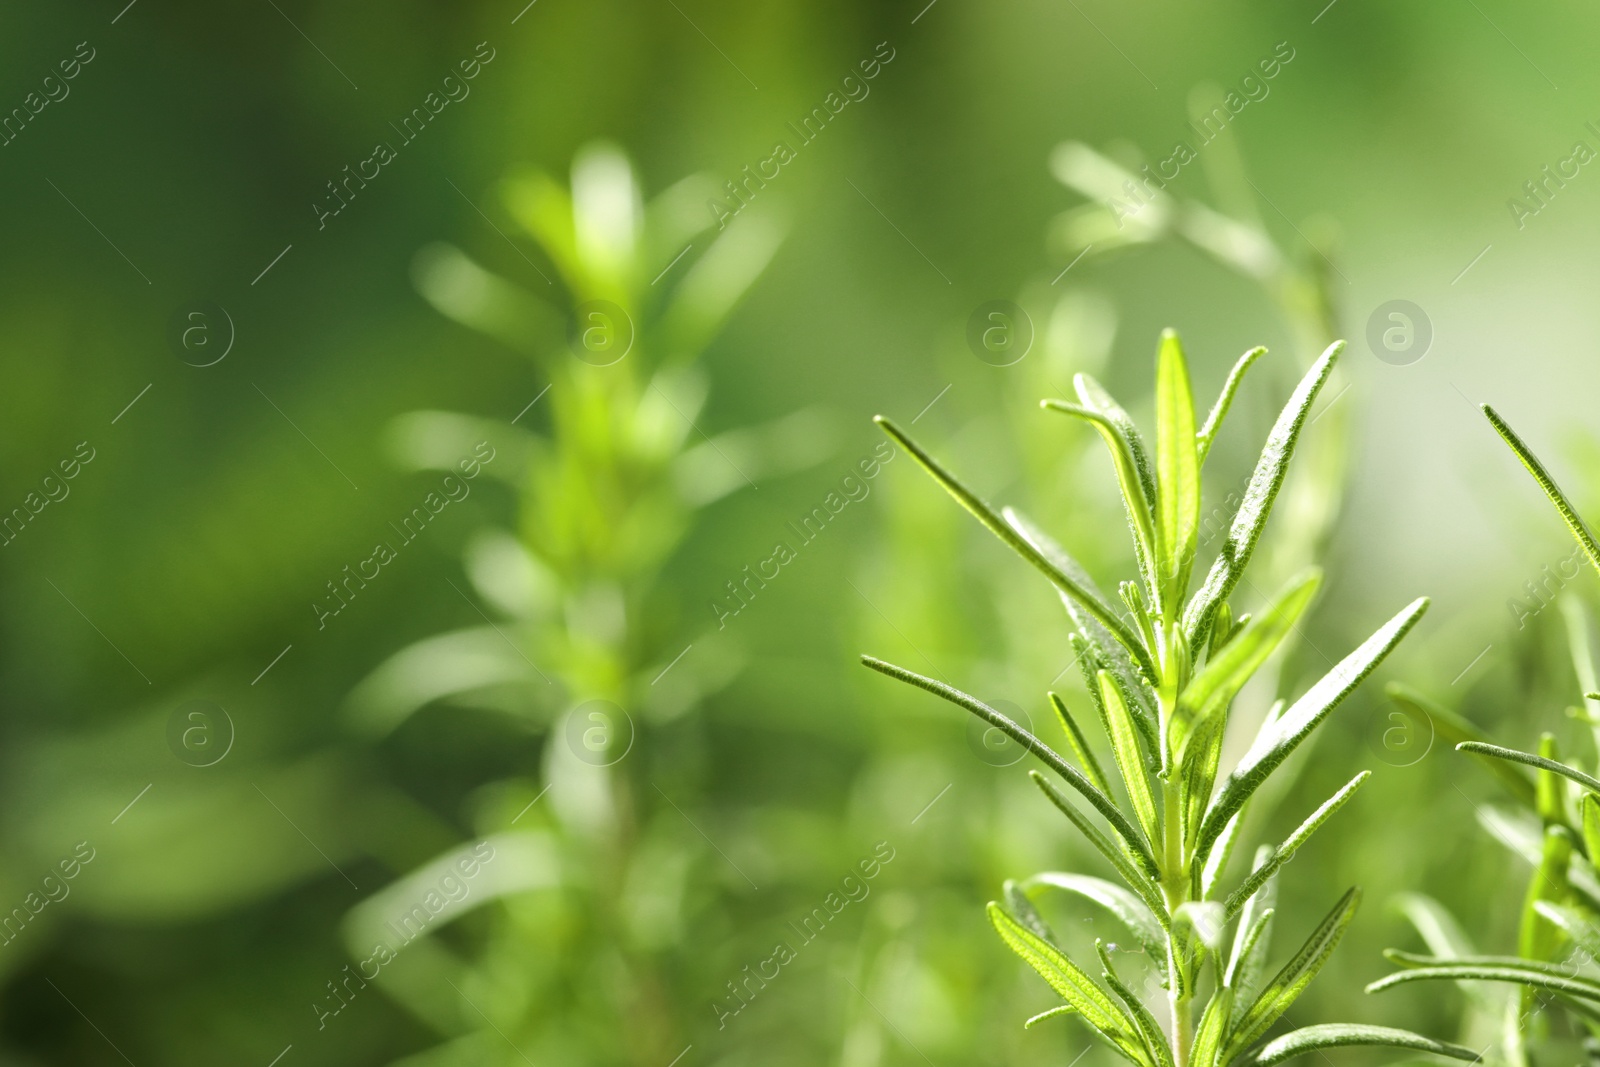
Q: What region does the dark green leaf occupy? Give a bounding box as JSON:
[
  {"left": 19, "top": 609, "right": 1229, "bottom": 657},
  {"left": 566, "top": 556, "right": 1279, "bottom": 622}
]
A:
[
  {"left": 1455, "top": 741, "right": 1600, "bottom": 795},
  {"left": 1226, "top": 887, "right": 1362, "bottom": 1057}
]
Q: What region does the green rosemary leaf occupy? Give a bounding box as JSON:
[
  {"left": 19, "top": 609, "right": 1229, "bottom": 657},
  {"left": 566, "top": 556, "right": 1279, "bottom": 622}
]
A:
[
  {"left": 1456, "top": 741, "right": 1600, "bottom": 795},
  {"left": 1024, "top": 1006, "right": 1077, "bottom": 1029},
  {"left": 1243, "top": 1024, "right": 1479, "bottom": 1067},
  {"left": 875, "top": 416, "right": 1157, "bottom": 678},
  {"left": 1176, "top": 568, "right": 1321, "bottom": 756},
  {"left": 987, "top": 902, "right": 1145, "bottom": 1057},
  {"left": 1183, "top": 340, "right": 1343, "bottom": 651},
  {"left": 1366, "top": 961, "right": 1600, "bottom": 1001},
  {"left": 1390, "top": 893, "right": 1496, "bottom": 1012},
  {"left": 1025, "top": 872, "right": 1166, "bottom": 960},
  {"left": 1156, "top": 329, "right": 1201, "bottom": 606},
  {"left": 1224, "top": 772, "right": 1369, "bottom": 918},
  {"left": 1098, "top": 944, "right": 1177, "bottom": 1067},
  {"left": 1226, "top": 887, "right": 1361, "bottom": 1057},
  {"left": 1196, "top": 597, "right": 1428, "bottom": 865},
  {"left": 1483, "top": 403, "right": 1600, "bottom": 577},
  {"left": 1190, "top": 988, "right": 1233, "bottom": 1067},
  {"left": 1042, "top": 398, "right": 1162, "bottom": 607},
  {"left": 860, "top": 655, "right": 1160, "bottom": 876},
  {"left": 1030, "top": 772, "right": 1169, "bottom": 916},
  {"left": 1180, "top": 710, "right": 1227, "bottom": 855},
  {"left": 1010, "top": 507, "right": 1160, "bottom": 737},
  {"left": 1049, "top": 692, "right": 1112, "bottom": 797},
  {"left": 1099, "top": 671, "right": 1160, "bottom": 847},
  {"left": 1584, "top": 794, "right": 1600, "bottom": 860},
  {"left": 1075, "top": 372, "right": 1160, "bottom": 513},
  {"left": 1003, "top": 879, "right": 1058, "bottom": 944},
  {"left": 1196, "top": 345, "right": 1267, "bottom": 466}
]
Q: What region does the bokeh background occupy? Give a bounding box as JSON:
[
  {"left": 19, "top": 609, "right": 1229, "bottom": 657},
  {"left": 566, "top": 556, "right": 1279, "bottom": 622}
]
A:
[{"left": 1, "top": 0, "right": 1599, "bottom": 1064}]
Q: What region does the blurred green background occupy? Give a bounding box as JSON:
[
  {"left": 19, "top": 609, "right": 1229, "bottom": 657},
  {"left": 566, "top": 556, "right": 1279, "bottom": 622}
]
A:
[{"left": 2, "top": 0, "right": 1599, "bottom": 1063}]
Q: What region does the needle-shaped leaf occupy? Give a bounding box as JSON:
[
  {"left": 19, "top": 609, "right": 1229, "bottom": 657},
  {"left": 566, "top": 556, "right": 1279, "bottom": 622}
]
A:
[
  {"left": 1180, "top": 710, "right": 1227, "bottom": 853},
  {"left": 876, "top": 417, "right": 1158, "bottom": 678},
  {"left": 1176, "top": 568, "right": 1321, "bottom": 755},
  {"left": 1584, "top": 794, "right": 1600, "bottom": 860},
  {"left": 1050, "top": 692, "right": 1113, "bottom": 796},
  {"left": 1099, "top": 670, "right": 1160, "bottom": 847},
  {"left": 1196, "top": 345, "right": 1267, "bottom": 466},
  {"left": 1367, "top": 956, "right": 1600, "bottom": 1001},
  {"left": 1226, "top": 887, "right": 1362, "bottom": 1057},
  {"left": 1074, "top": 634, "right": 1162, "bottom": 774},
  {"left": 1183, "top": 341, "right": 1343, "bottom": 651},
  {"left": 1024, "top": 1006, "right": 1076, "bottom": 1029},
  {"left": 1519, "top": 825, "right": 1574, "bottom": 965},
  {"left": 1031, "top": 772, "right": 1169, "bottom": 916},
  {"left": 1224, "top": 772, "right": 1369, "bottom": 918},
  {"left": 1244, "top": 1024, "right": 1479, "bottom": 1067},
  {"left": 1387, "top": 683, "right": 1535, "bottom": 806},
  {"left": 1196, "top": 597, "right": 1429, "bottom": 865},
  {"left": 1042, "top": 398, "right": 1162, "bottom": 606},
  {"left": 1027, "top": 873, "right": 1165, "bottom": 960},
  {"left": 1076, "top": 372, "right": 1159, "bottom": 510},
  {"left": 861, "top": 655, "right": 1160, "bottom": 876},
  {"left": 1483, "top": 403, "right": 1600, "bottom": 576},
  {"left": 1456, "top": 741, "right": 1600, "bottom": 795},
  {"left": 1190, "top": 990, "right": 1232, "bottom": 1067},
  {"left": 1156, "top": 329, "right": 1201, "bottom": 605},
  {"left": 1098, "top": 944, "right": 1177, "bottom": 1067},
  {"left": 987, "top": 902, "right": 1145, "bottom": 1058},
  {"left": 1011, "top": 507, "right": 1160, "bottom": 734},
  {"left": 1003, "top": 879, "right": 1059, "bottom": 945}
]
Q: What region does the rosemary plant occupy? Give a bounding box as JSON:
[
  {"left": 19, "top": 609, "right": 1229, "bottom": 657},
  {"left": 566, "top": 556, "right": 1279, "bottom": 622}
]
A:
[
  {"left": 1372, "top": 405, "right": 1600, "bottom": 1060},
  {"left": 863, "top": 330, "right": 1471, "bottom": 1067}
]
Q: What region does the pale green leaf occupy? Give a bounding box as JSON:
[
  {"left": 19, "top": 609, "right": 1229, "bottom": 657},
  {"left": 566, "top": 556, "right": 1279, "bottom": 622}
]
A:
[
  {"left": 1027, "top": 873, "right": 1165, "bottom": 960},
  {"left": 987, "top": 902, "right": 1145, "bottom": 1058},
  {"left": 1100, "top": 670, "right": 1160, "bottom": 847},
  {"left": 1156, "top": 329, "right": 1201, "bottom": 604},
  {"left": 1245, "top": 1024, "right": 1479, "bottom": 1067},
  {"left": 1483, "top": 403, "right": 1600, "bottom": 577},
  {"left": 1197, "top": 597, "right": 1429, "bottom": 865},
  {"left": 1226, "top": 887, "right": 1361, "bottom": 1056},
  {"left": 1224, "top": 771, "right": 1369, "bottom": 917},
  {"left": 1031, "top": 772, "right": 1169, "bottom": 918},
  {"left": 1455, "top": 741, "right": 1600, "bottom": 794},
  {"left": 1367, "top": 957, "right": 1600, "bottom": 1001},
  {"left": 1049, "top": 692, "right": 1112, "bottom": 797},
  {"left": 1183, "top": 340, "right": 1343, "bottom": 650},
  {"left": 1196, "top": 345, "right": 1267, "bottom": 465},
  {"left": 1098, "top": 944, "right": 1177, "bottom": 1067},
  {"left": 1045, "top": 390, "right": 1161, "bottom": 602}
]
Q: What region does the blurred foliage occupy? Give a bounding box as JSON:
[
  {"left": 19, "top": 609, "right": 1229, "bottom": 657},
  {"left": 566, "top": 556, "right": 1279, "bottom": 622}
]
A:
[{"left": 4, "top": 1, "right": 1600, "bottom": 1065}]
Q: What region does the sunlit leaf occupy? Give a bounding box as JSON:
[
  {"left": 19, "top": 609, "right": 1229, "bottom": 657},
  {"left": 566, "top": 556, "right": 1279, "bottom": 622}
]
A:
[
  {"left": 1155, "top": 329, "right": 1201, "bottom": 605},
  {"left": 1031, "top": 772, "right": 1168, "bottom": 915},
  {"left": 1225, "top": 772, "right": 1369, "bottom": 917},
  {"left": 1027, "top": 872, "right": 1165, "bottom": 959},
  {"left": 1245, "top": 1024, "right": 1478, "bottom": 1067},
  {"left": 1483, "top": 403, "right": 1600, "bottom": 576},
  {"left": 1183, "top": 341, "right": 1343, "bottom": 650},
  {"left": 1197, "top": 597, "right": 1428, "bottom": 864},
  {"left": 1099, "top": 670, "right": 1160, "bottom": 847},
  {"left": 1226, "top": 887, "right": 1361, "bottom": 1057},
  {"left": 1196, "top": 345, "right": 1267, "bottom": 466}
]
